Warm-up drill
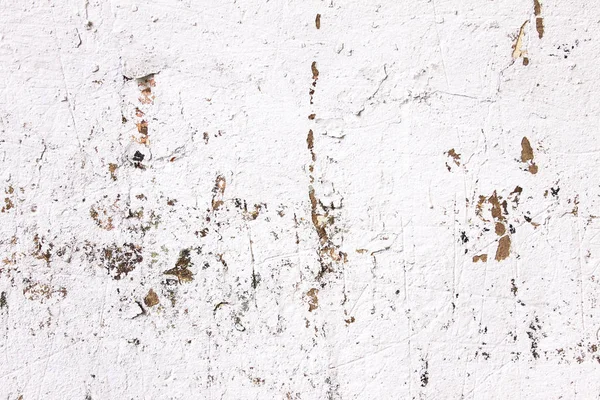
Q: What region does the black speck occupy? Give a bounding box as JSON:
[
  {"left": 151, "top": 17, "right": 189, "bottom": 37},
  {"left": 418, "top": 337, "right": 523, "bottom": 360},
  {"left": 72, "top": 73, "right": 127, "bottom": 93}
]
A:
[
  {"left": 460, "top": 231, "right": 469, "bottom": 244},
  {"left": 551, "top": 187, "right": 560, "bottom": 197},
  {"left": 133, "top": 151, "right": 145, "bottom": 162}
]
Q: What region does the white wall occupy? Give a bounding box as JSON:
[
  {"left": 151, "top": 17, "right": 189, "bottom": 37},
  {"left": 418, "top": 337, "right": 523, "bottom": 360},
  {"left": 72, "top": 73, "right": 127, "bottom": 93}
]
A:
[{"left": 1, "top": 0, "right": 600, "bottom": 398}]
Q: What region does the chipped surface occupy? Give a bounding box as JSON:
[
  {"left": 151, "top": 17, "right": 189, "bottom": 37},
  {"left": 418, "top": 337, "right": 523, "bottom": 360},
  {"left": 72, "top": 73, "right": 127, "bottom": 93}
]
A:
[{"left": 2, "top": 0, "right": 600, "bottom": 398}]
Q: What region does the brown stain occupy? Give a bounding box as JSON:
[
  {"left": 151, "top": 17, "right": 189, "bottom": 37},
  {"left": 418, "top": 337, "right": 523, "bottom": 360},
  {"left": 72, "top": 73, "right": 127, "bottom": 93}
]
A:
[
  {"left": 521, "top": 137, "right": 534, "bottom": 162},
  {"left": 495, "top": 235, "right": 511, "bottom": 261},
  {"left": 447, "top": 149, "right": 461, "bottom": 166},
  {"left": 533, "top": 0, "right": 544, "bottom": 38},
  {"left": 244, "top": 204, "right": 263, "bottom": 220},
  {"left": 164, "top": 249, "right": 194, "bottom": 283},
  {"left": 307, "top": 288, "right": 319, "bottom": 312},
  {"left": 144, "top": 289, "right": 159, "bottom": 307},
  {"left": 311, "top": 62, "right": 319, "bottom": 81},
  {"left": 138, "top": 76, "right": 156, "bottom": 104},
  {"left": 475, "top": 195, "right": 489, "bottom": 222},
  {"left": 345, "top": 316, "right": 355, "bottom": 325},
  {"left": 109, "top": 163, "right": 118, "bottom": 181},
  {"left": 308, "top": 113, "right": 316, "bottom": 120},
  {"left": 307, "top": 130, "right": 316, "bottom": 162},
  {"left": 523, "top": 57, "right": 530, "bottom": 66},
  {"left": 32, "top": 234, "right": 52, "bottom": 264},
  {"left": 488, "top": 191, "right": 505, "bottom": 221},
  {"left": 495, "top": 222, "right": 506, "bottom": 236},
  {"left": 23, "top": 282, "right": 67, "bottom": 302},
  {"left": 315, "top": 14, "right": 321, "bottom": 29},
  {"left": 534, "top": 0, "right": 541, "bottom": 15},
  {"left": 473, "top": 254, "right": 488, "bottom": 263},
  {"left": 2, "top": 197, "right": 13, "bottom": 212},
  {"left": 211, "top": 175, "right": 227, "bottom": 210},
  {"left": 521, "top": 137, "right": 538, "bottom": 174},
  {"left": 308, "top": 186, "right": 328, "bottom": 244},
  {"left": 90, "top": 206, "right": 114, "bottom": 230},
  {"left": 528, "top": 164, "right": 538, "bottom": 174},
  {"left": 99, "top": 243, "right": 143, "bottom": 280},
  {"left": 535, "top": 18, "right": 544, "bottom": 39}
]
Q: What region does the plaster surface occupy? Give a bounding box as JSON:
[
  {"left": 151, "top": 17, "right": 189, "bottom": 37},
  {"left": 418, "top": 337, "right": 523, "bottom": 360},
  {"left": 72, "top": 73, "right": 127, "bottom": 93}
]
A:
[{"left": 1, "top": 0, "right": 600, "bottom": 399}]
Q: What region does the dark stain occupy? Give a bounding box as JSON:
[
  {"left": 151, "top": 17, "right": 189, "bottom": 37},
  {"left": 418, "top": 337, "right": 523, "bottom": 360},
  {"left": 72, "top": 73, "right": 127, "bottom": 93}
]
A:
[
  {"left": 315, "top": 14, "right": 321, "bottom": 29},
  {"left": 96, "top": 243, "right": 143, "bottom": 280},
  {"left": 133, "top": 151, "right": 145, "bottom": 162},
  {"left": 164, "top": 249, "right": 194, "bottom": 283},
  {"left": 527, "top": 316, "right": 543, "bottom": 359},
  {"left": 0, "top": 292, "right": 6, "bottom": 309},
  {"left": 420, "top": 360, "right": 429, "bottom": 387},
  {"left": 108, "top": 163, "right": 118, "bottom": 181}
]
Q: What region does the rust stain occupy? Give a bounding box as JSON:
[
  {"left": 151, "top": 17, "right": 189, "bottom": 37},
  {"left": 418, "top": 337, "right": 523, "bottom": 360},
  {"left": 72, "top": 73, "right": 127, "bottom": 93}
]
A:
[
  {"left": 307, "top": 288, "right": 319, "bottom": 312},
  {"left": 164, "top": 249, "right": 194, "bottom": 283},
  {"left": 211, "top": 175, "right": 227, "bottom": 210},
  {"left": 144, "top": 289, "right": 159, "bottom": 307},
  {"left": 534, "top": 0, "right": 541, "bottom": 15},
  {"left": 90, "top": 206, "right": 114, "bottom": 230},
  {"left": 534, "top": 0, "right": 544, "bottom": 38},
  {"left": 521, "top": 137, "right": 538, "bottom": 174},
  {"left": 488, "top": 191, "right": 505, "bottom": 221},
  {"left": 315, "top": 14, "right": 321, "bottom": 29},
  {"left": 473, "top": 254, "right": 488, "bottom": 263},
  {"left": 307, "top": 130, "right": 316, "bottom": 162},
  {"left": 475, "top": 195, "right": 489, "bottom": 222},
  {"left": 536, "top": 18, "right": 544, "bottom": 39},
  {"left": 309, "top": 186, "right": 328, "bottom": 244},
  {"left": 108, "top": 163, "right": 118, "bottom": 181},
  {"left": 311, "top": 62, "right": 319, "bottom": 81},
  {"left": 447, "top": 149, "right": 461, "bottom": 166},
  {"left": 308, "top": 113, "right": 316, "bottom": 120},
  {"left": 495, "top": 222, "right": 506, "bottom": 236},
  {"left": 495, "top": 235, "right": 511, "bottom": 261},
  {"left": 521, "top": 137, "right": 534, "bottom": 162}
]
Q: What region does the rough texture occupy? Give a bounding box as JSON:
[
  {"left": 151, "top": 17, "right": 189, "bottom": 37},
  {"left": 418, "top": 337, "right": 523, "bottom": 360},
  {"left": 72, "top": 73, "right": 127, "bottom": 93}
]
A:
[{"left": 1, "top": 0, "right": 600, "bottom": 399}]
